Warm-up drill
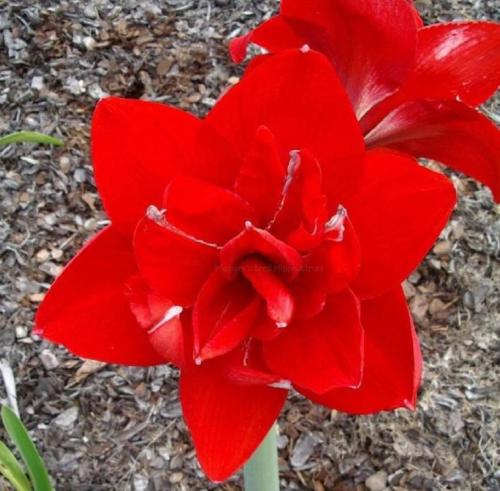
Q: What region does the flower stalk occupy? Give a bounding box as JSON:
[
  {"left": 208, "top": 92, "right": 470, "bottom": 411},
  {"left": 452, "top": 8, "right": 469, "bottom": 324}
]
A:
[{"left": 243, "top": 424, "right": 280, "bottom": 491}]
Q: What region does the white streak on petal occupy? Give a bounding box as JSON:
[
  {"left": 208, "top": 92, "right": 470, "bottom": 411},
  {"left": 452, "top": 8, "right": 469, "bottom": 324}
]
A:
[
  {"left": 145, "top": 204, "right": 221, "bottom": 249},
  {"left": 267, "top": 150, "right": 301, "bottom": 229},
  {"left": 148, "top": 305, "right": 183, "bottom": 334},
  {"left": 269, "top": 380, "right": 292, "bottom": 390}
]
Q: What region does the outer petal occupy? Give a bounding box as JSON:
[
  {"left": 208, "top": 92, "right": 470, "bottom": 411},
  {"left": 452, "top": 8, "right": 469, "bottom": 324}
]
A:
[
  {"left": 230, "top": 16, "right": 307, "bottom": 63},
  {"left": 346, "top": 149, "right": 456, "bottom": 299},
  {"left": 361, "top": 22, "right": 500, "bottom": 133},
  {"left": 282, "top": 0, "right": 419, "bottom": 118},
  {"left": 306, "top": 287, "right": 422, "bottom": 414},
  {"left": 407, "top": 0, "right": 424, "bottom": 28},
  {"left": 180, "top": 363, "right": 287, "bottom": 482},
  {"left": 264, "top": 290, "right": 364, "bottom": 394},
  {"left": 366, "top": 100, "right": 500, "bottom": 202},
  {"left": 35, "top": 227, "right": 164, "bottom": 366},
  {"left": 134, "top": 214, "right": 218, "bottom": 306},
  {"left": 207, "top": 49, "right": 365, "bottom": 208},
  {"left": 400, "top": 22, "right": 500, "bottom": 107},
  {"left": 231, "top": 0, "right": 418, "bottom": 118},
  {"left": 92, "top": 97, "right": 239, "bottom": 235}
]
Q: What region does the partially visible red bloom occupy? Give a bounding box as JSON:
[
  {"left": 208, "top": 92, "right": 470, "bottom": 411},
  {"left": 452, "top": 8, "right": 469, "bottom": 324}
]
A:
[
  {"left": 35, "top": 50, "right": 456, "bottom": 481},
  {"left": 231, "top": 0, "right": 500, "bottom": 200}
]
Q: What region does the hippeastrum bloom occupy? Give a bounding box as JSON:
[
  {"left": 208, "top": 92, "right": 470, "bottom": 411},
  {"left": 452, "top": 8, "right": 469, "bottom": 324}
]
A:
[
  {"left": 35, "top": 49, "right": 456, "bottom": 481},
  {"left": 230, "top": 0, "right": 500, "bottom": 201}
]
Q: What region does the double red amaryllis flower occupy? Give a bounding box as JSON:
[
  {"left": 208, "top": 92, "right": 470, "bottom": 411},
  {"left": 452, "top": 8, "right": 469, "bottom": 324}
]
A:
[
  {"left": 231, "top": 0, "right": 500, "bottom": 201},
  {"left": 36, "top": 49, "right": 456, "bottom": 481}
]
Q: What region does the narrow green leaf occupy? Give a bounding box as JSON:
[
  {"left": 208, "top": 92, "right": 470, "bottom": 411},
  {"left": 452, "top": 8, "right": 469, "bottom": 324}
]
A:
[
  {"left": 1, "top": 406, "right": 54, "bottom": 491},
  {"left": 0, "top": 131, "right": 63, "bottom": 147},
  {"left": 0, "top": 441, "right": 32, "bottom": 491}
]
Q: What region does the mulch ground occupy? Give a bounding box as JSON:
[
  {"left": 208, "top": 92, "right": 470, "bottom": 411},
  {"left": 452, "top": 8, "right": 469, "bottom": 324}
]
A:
[{"left": 0, "top": 1, "right": 498, "bottom": 489}]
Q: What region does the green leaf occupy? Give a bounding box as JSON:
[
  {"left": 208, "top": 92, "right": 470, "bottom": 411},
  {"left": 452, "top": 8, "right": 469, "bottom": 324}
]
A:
[
  {"left": 1, "top": 407, "right": 54, "bottom": 491},
  {"left": 0, "top": 131, "right": 63, "bottom": 147},
  {"left": 0, "top": 441, "right": 32, "bottom": 491}
]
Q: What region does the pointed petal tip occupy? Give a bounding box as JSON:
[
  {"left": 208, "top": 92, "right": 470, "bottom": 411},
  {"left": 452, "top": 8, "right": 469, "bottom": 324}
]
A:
[
  {"left": 32, "top": 324, "right": 44, "bottom": 337},
  {"left": 404, "top": 398, "right": 417, "bottom": 411},
  {"left": 180, "top": 365, "right": 287, "bottom": 482},
  {"left": 229, "top": 33, "right": 253, "bottom": 63}
]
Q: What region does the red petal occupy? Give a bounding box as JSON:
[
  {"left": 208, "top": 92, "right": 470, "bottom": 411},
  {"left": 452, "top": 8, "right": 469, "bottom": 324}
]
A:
[
  {"left": 92, "top": 97, "right": 239, "bottom": 235},
  {"left": 147, "top": 316, "right": 185, "bottom": 368},
  {"left": 193, "top": 269, "right": 260, "bottom": 362},
  {"left": 163, "top": 176, "right": 256, "bottom": 245},
  {"left": 223, "top": 342, "right": 282, "bottom": 386},
  {"left": 125, "top": 275, "right": 173, "bottom": 328},
  {"left": 233, "top": 0, "right": 418, "bottom": 118},
  {"left": 311, "top": 212, "right": 361, "bottom": 293},
  {"left": 207, "top": 49, "right": 365, "bottom": 208},
  {"left": 366, "top": 100, "right": 500, "bottom": 202},
  {"left": 125, "top": 276, "right": 186, "bottom": 367},
  {"left": 402, "top": 21, "right": 500, "bottom": 107},
  {"left": 289, "top": 213, "right": 361, "bottom": 321},
  {"left": 220, "top": 222, "right": 303, "bottom": 281},
  {"left": 264, "top": 290, "right": 364, "bottom": 394},
  {"left": 323, "top": 216, "right": 362, "bottom": 292},
  {"left": 251, "top": 307, "right": 283, "bottom": 341},
  {"left": 230, "top": 32, "right": 252, "bottom": 64},
  {"left": 306, "top": 287, "right": 422, "bottom": 414},
  {"left": 229, "top": 16, "right": 307, "bottom": 63},
  {"left": 92, "top": 98, "right": 197, "bottom": 235},
  {"left": 270, "top": 149, "right": 328, "bottom": 250},
  {"left": 346, "top": 149, "right": 456, "bottom": 299},
  {"left": 180, "top": 363, "right": 287, "bottom": 482},
  {"left": 283, "top": 0, "right": 418, "bottom": 117},
  {"left": 289, "top": 272, "right": 327, "bottom": 322},
  {"left": 235, "top": 126, "right": 285, "bottom": 225},
  {"left": 407, "top": 0, "right": 424, "bottom": 28},
  {"left": 35, "top": 227, "right": 164, "bottom": 366},
  {"left": 241, "top": 258, "right": 295, "bottom": 328},
  {"left": 134, "top": 214, "right": 218, "bottom": 306}
]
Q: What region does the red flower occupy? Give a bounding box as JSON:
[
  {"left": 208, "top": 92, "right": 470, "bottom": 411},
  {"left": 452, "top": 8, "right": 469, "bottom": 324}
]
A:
[
  {"left": 35, "top": 50, "right": 456, "bottom": 481},
  {"left": 230, "top": 0, "right": 500, "bottom": 201}
]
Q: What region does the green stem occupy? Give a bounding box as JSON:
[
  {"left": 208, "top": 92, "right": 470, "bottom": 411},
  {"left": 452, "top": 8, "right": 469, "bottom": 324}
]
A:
[{"left": 243, "top": 424, "right": 279, "bottom": 491}]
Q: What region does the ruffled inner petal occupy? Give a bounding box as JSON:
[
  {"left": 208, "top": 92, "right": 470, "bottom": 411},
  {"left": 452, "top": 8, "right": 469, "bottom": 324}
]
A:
[
  {"left": 163, "top": 176, "right": 257, "bottom": 245},
  {"left": 220, "top": 222, "right": 303, "bottom": 281},
  {"left": 134, "top": 211, "right": 219, "bottom": 307},
  {"left": 235, "top": 126, "right": 286, "bottom": 225},
  {"left": 193, "top": 269, "right": 261, "bottom": 363}
]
